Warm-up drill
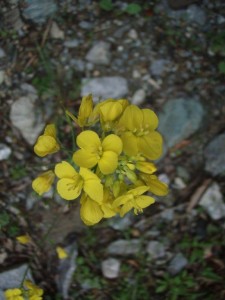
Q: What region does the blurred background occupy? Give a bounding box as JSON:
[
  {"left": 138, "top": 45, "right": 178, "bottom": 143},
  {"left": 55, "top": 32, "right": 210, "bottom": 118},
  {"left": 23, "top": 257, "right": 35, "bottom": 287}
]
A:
[{"left": 0, "top": 0, "right": 225, "bottom": 299}]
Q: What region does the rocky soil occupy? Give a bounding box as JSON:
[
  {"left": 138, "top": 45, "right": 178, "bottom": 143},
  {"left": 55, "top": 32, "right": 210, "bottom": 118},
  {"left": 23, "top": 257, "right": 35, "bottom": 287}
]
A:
[{"left": 0, "top": 0, "right": 225, "bottom": 299}]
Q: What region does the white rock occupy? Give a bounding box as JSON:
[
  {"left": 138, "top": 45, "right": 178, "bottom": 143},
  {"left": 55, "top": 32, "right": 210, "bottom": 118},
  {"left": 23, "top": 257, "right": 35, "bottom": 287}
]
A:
[
  {"left": 0, "top": 48, "right": 6, "bottom": 58},
  {"left": 131, "top": 89, "right": 146, "bottom": 105},
  {"left": 199, "top": 183, "right": 225, "bottom": 220},
  {"left": 128, "top": 29, "right": 138, "bottom": 40},
  {"left": 174, "top": 177, "right": 186, "bottom": 189},
  {"left": 81, "top": 77, "right": 128, "bottom": 102},
  {"left": 146, "top": 241, "right": 166, "bottom": 259},
  {"left": 50, "top": 22, "right": 64, "bottom": 39},
  {"left": 101, "top": 258, "right": 121, "bottom": 279},
  {"left": 132, "top": 70, "right": 141, "bottom": 78},
  {"left": 0, "top": 144, "right": 12, "bottom": 161},
  {"left": 10, "top": 96, "right": 45, "bottom": 145},
  {"left": 107, "top": 239, "right": 140, "bottom": 256},
  {"left": 86, "top": 41, "right": 111, "bottom": 65}
]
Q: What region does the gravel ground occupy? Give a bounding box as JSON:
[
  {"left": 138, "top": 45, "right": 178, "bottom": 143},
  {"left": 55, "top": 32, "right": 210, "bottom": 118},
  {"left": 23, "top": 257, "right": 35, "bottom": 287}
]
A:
[{"left": 0, "top": 1, "right": 225, "bottom": 299}]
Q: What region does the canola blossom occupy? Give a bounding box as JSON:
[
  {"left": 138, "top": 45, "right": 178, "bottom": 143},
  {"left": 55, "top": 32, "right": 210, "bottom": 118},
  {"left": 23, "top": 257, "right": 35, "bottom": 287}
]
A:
[
  {"left": 4, "top": 281, "right": 43, "bottom": 300},
  {"left": 32, "top": 94, "right": 168, "bottom": 225}
]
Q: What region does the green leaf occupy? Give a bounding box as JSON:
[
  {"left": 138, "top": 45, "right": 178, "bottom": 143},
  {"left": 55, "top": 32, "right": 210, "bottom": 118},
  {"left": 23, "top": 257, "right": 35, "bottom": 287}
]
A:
[
  {"left": 125, "top": 3, "right": 142, "bottom": 15},
  {"left": 218, "top": 61, "right": 225, "bottom": 74},
  {"left": 155, "top": 285, "right": 167, "bottom": 293},
  {"left": 0, "top": 212, "right": 10, "bottom": 229},
  {"left": 99, "top": 0, "right": 113, "bottom": 11}
]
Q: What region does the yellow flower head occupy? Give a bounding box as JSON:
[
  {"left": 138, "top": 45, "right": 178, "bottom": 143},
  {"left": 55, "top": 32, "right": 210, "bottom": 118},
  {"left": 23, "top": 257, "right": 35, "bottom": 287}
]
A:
[
  {"left": 56, "top": 246, "right": 68, "bottom": 259},
  {"left": 32, "top": 170, "right": 55, "bottom": 196},
  {"left": 55, "top": 161, "right": 103, "bottom": 202},
  {"left": 117, "top": 105, "right": 162, "bottom": 160},
  {"left": 135, "top": 161, "right": 157, "bottom": 174},
  {"left": 4, "top": 288, "right": 23, "bottom": 300},
  {"left": 113, "top": 186, "right": 155, "bottom": 217},
  {"left": 139, "top": 174, "right": 169, "bottom": 196},
  {"left": 16, "top": 234, "right": 31, "bottom": 245},
  {"left": 93, "top": 98, "right": 129, "bottom": 131},
  {"left": 34, "top": 124, "right": 60, "bottom": 157},
  {"left": 73, "top": 130, "right": 123, "bottom": 175},
  {"left": 66, "top": 94, "right": 94, "bottom": 127},
  {"left": 24, "top": 280, "right": 43, "bottom": 299}
]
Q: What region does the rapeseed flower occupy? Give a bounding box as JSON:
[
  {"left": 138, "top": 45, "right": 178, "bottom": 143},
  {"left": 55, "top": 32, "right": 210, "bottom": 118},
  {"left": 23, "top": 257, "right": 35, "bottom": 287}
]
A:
[
  {"left": 24, "top": 280, "right": 43, "bottom": 300},
  {"left": 73, "top": 130, "right": 122, "bottom": 175},
  {"left": 66, "top": 94, "right": 94, "bottom": 127},
  {"left": 4, "top": 288, "right": 24, "bottom": 300},
  {"left": 113, "top": 186, "right": 155, "bottom": 217},
  {"left": 32, "top": 170, "right": 55, "bottom": 196},
  {"left": 16, "top": 234, "right": 31, "bottom": 245},
  {"left": 55, "top": 161, "right": 103, "bottom": 201},
  {"left": 116, "top": 105, "right": 162, "bottom": 160},
  {"left": 56, "top": 246, "right": 68, "bottom": 259},
  {"left": 139, "top": 173, "right": 168, "bottom": 196},
  {"left": 34, "top": 124, "right": 60, "bottom": 157}
]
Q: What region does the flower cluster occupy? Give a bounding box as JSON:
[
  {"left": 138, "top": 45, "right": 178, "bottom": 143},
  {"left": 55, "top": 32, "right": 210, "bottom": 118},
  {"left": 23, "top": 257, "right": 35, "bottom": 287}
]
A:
[
  {"left": 4, "top": 280, "right": 43, "bottom": 300},
  {"left": 32, "top": 95, "right": 168, "bottom": 225}
]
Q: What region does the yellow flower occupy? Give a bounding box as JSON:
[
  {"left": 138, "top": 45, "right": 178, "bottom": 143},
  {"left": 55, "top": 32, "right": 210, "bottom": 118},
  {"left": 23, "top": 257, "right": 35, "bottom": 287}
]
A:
[
  {"left": 56, "top": 246, "right": 68, "bottom": 259},
  {"left": 24, "top": 280, "right": 43, "bottom": 300},
  {"left": 4, "top": 288, "right": 24, "bottom": 300},
  {"left": 34, "top": 124, "right": 60, "bottom": 157},
  {"left": 80, "top": 189, "right": 116, "bottom": 226},
  {"left": 135, "top": 161, "right": 157, "bottom": 174},
  {"left": 73, "top": 130, "right": 122, "bottom": 175},
  {"left": 16, "top": 234, "right": 31, "bottom": 245},
  {"left": 113, "top": 186, "right": 155, "bottom": 217},
  {"left": 66, "top": 94, "right": 93, "bottom": 127},
  {"left": 55, "top": 161, "right": 103, "bottom": 202},
  {"left": 117, "top": 105, "right": 162, "bottom": 160},
  {"left": 139, "top": 174, "right": 168, "bottom": 196},
  {"left": 32, "top": 170, "right": 55, "bottom": 196},
  {"left": 93, "top": 99, "right": 129, "bottom": 131}
]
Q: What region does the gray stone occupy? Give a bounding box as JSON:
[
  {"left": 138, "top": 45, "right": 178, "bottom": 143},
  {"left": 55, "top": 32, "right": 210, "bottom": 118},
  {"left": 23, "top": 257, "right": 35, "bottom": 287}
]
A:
[
  {"left": 128, "top": 29, "right": 138, "bottom": 40},
  {"left": 158, "top": 98, "right": 204, "bottom": 150},
  {"left": 108, "top": 214, "right": 132, "bottom": 230},
  {"left": 168, "top": 253, "right": 188, "bottom": 275},
  {"left": 0, "top": 144, "right": 12, "bottom": 161},
  {"left": 50, "top": 22, "right": 64, "bottom": 39},
  {"left": 22, "top": 0, "right": 57, "bottom": 24},
  {"left": 81, "top": 77, "right": 128, "bottom": 102},
  {"left": 86, "top": 41, "right": 111, "bottom": 65},
  {"left": 186, "top": 5, "right": 206, "bottom": 26},
  {"left": 0, "top": 71, "right": 4, "bottom": 85},
  {"left": 146, "top": 241, "right": 166, "bottom": 259},
  {"left": 79, "top": 21, "right": 93, "bottom": 29},
  {"left": 10, "top": 96, "right": 45, "bottom": 145},
  {"left": 199, "top": 183, "right": 225, "bottom": 220},
  {"left": 0, "top": 290, "right": 4, "bottom": 300},
  {"left": 0, "top": 264, "right": 33, "bottom": 291},
  {"left": 101, "top": 258, "right": 121, "bottom": 279},
  {"left": 150, "top": 59, "right": 170, "bottom": 77},
  {"left": 64, "top": 39, "right": 80, "bottom": 48},
  {"left": 204, "top": 133, "right": 225, "bottom": 176},
  {"left": 56, "top": 243, "right": 78, "bottom": 299},
  {"left": 160, "top": 209, "right": 174, "bottom": 222},
  {"left": 70, "top": 59, "right": 85, "bottom": 72},
  {"left": 107, "top": 239, "right": 140, "bottom": 256},
  {"left": 131, "top": 89, "right": 146, "bottom": 105},
  {"left": 20, "top": 83, "right": 37, "bottom": 95},
  {"left": 0, "top": 48, "right": 6, "bottom": 59}
]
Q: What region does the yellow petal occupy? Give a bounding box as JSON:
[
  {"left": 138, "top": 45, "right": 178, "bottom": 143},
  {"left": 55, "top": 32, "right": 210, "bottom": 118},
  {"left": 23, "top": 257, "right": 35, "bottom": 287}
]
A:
[
  {"left": 99, "top": 101, "right": 123, "bottom": 122},
  {"left": 118, "top": 105, "right": 143, "bottom": 131},
  {"left": 34, "top": 136, "right": 59, "bottom": 157},
  {"left": 102, "top": 134, "right": 123, "bottom": 155},
  {"left": 32, "top": 170, "right": 55, "bottom": 195},
  {"left": 78, "top": 94, "right": 93, "bottom": 126},
  {"left": 142, "top": 109, "right": 158, "bottom": 130},
  {"left": 76, "top": 130, "right": 100, "bottom": 151},
  {"left": 80, "top": 168, "right": 103, "bottom": 202},
  {"left": 57, "top": 178, "right": 82, "bottom": 200},
  {"left": 4, "top": 288, "right": 22, "bottom": 297},
  {"left": 128, "top": 186, "right": 149, "bottom": 196},
  {"left": 138, "top": 132, "right": 162, "bottom": 160},
  {"left": 120, "top": 202, "right": 133, "bottom": 217},
  {"left": 73, "top": 149, "right": 98, "bottom": 168},
  {"left": 16, "top": 234, "right": 31, "bottom": 244},
  {"left": 101, "top": 203, "right": 116, "bottom": 218},
  {"left": 148, "top": 175, "right": 169, "bottom": 196},
  {"left": 44, "top": 124, "right": 56, "bottom": 138},
  {"left": 120, "top": 132, "right": 138, "bottom": 156},
  {"left": 98, "top": 151, "right": 118, "bottom": 174},
  {"left": 55, "top": 161, "right": 77, "bottom": 179},
  {"left": 56, "top": 246, "right": 68, "bottom": 259},
  {"left": 136, "top": 161, "right": 157, "bottom": 174},
  {"left": 135, "top": 195, "right": 155, "bottom": 208},
  {"left": 112, "top": 194, "right": 130, "bottom": 207},
  {"left": 80, "top": 196, "right": 103, "bottom": 225}
]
